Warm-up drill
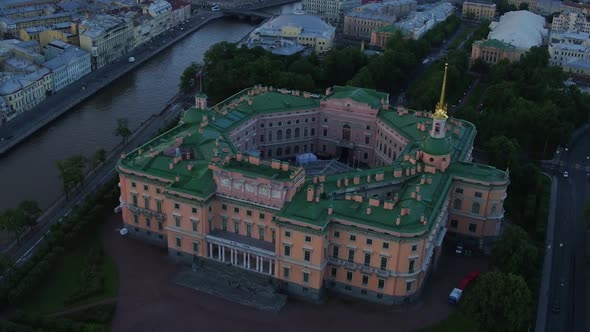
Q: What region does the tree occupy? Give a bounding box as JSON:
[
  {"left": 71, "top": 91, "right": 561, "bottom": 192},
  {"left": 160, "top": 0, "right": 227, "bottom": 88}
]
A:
[
  {"left": 518, "top": 2, "right": 529, "bottom": 10},
  {"left": 179, "top": 62, "right": 200, "bottom": 92},
  {"left": 584, "top": 201, "right": 590, "bottom": 221},
  {"left": 92, "top": 148, "right": 107, "bottom": 168},
  {"left": 461, "top": 272, "right": 533, "bottom": 332},
  {"left": 0, "top": 209, "right": 26, "bottom": 243},
  {"left": 114, "top": 118, "right": 132, "bottom": 144},
  {"left": 493, "top": 224, "right": 539, "bottom": 286},
  {"left": 0, "top": 253, "right": 13, "bottom": 275},
  {"left": 56, "top": 155, "right": 87, "bottom": 200},
  {"left": 17, "top": 200, "right": 41, "bottom": 232},
  {"left": 485, "top": 135, "right": 520, "bottom": 170}
]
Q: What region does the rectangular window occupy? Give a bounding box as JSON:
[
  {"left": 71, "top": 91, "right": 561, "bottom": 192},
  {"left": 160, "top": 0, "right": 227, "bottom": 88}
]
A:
[
  {"left": 334, "top": 231, "right": 340, "bottom": 238},
  {"left": 349, "top": 234, "right": 356, "bottom": 241},
  {"left": 362, "top": 275, "right": 369, "bottom": 285},
  {"left": 221, "top": 217, "right": 227, "bottom": 231},
  {"left": 305, "top": 236, "right": 311, "bottom": 243},
  {"left": 366, "top": 125, "right": 371, "bottom": 130},
  {"left": 144, "top": 197, "right": 150, "bottom": 209},
  {"left": 304, "top": 250, "right": 311, "bottom": 262},
  {"left": 331, "top": 267, "right": 337, "bottom": 277},
  {"left": 192, "top": 207, "right": 197, "bottom": 214},
  {"left": 132, "top": 194, "right": 138, "bottom": 206},
  {"left": 366, "top": 238, "right": 372, "bottom": 245},
  {"left": 284, "top": 245, "right": 291, "bottom": 257},
  {"left": 259, "top": 213, "right": 265, "bottom": 220},
  {"left": 383, "top": 242, "right": 389, "bottom": 249},
  {"left": 174, "top": 215, "right": 181, "bottom": 227},
  {"left": 348, "top": 249, "right": 355, "bottom": 263},
  {"left": 246, "top": 224, "right": 252, "bottom": 237},
  {"left": 406, "top": 281, "right": 413, "bottom": 292},
  {"left": 285, "top": 231, "right": 291, "bottom": 238},
  {"left": 346, "top": 271, "right": 353, "bottom": 281},
  {"left": 332, "top": 245, "right": 339, "bottom": 258},
  {"left": 380, "top": 257, "right": 388, "bottom": 270},
  {"left": 411, "top": 244, "right": 418, "bottom": 252},
  {"left": 283, "top": 267, "right": 290, "bottom": 279},
  {"left": 409, "top": 260, "right": 415, "bottom": 273},
  {"left": 258, "top": 226, "right": 265, "bottom": 240},
  {"left": 175, "top": 237, "right": 182, "bottom": 248},
  {"left": 303, "top": 272, "right": 310, "bottom": 284},
  {"left": 222, "top": 204, "right": 227, "bottom": 210},
  {"left": 246, "top": 210, "right": 252, "bottom": 216},
  {"left": 365, "top": 136, "right": 370, "bottom": 144},
  {"left": 364, "top": 253, "right": 371, "bottom": 266},
  {"left": 455, "top": 188, "right": 464, "bottom": 194},
  {"left": 144, "top": 184, "right": 148, "bottom": 191},
  {"left": 378, "top": 279, "right": 385, "bottom": 289},
  {"left": 174, "top": 203, "right": 180, "bottom": 209},
  {"left": 234, "top": 207, "right": 240, "bottom": 213},
  {"left": 193, "top": 241, "right": 199, "bottom": 253},
  {"left": 474, "top": 192, "right": 483, "bottom": 198},
  {"left": 145, "top": 218, "right": 151, "bottom": 228},
  {"left": 192, "top": 220, "right": 199, "bottom": 232},
  {"left": 157, "top": 222, "right": 163, "bottom": 231},
  {"left": 131, "top": 182, "right": 136, "bottom": 188},
  {"left": 234, "top": 221, "right": 240, "bottom": 234},
  {"left": 323, "top": 128, "right": 328, "bottom": 136},
  {"left": 450, "top": 219, "right": 458, "bottom": 228},
  {"left": 156, "top": 200, "right": 162, "bottom": 213},
  {"left": 133, "top": 214, "right": 139, "bottom": 224},
  {"left": 469, "top": 223, "right": 477, "bottom": 232}
]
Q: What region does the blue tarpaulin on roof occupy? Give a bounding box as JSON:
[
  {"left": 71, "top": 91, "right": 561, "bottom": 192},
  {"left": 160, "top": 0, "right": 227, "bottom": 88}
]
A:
[{"left": 296, "top": 153, "right": 317, "bottom": 165}]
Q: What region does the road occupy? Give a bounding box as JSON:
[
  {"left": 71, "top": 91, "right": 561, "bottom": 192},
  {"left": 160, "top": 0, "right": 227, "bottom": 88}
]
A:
[
  {"left": 0, "top": 11, "right": 222, "bottom": 155},
  {"left": 1, "top": 97, "right": 186, "bottom": 272},
  {"left": 543, "top": 133, "right": 589, "bottom": 332}
]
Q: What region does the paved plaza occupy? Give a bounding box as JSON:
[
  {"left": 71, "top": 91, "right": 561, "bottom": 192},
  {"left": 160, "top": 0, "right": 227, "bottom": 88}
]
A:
[{"left": 103, "top": 214, "right": 488, "bottom": 332}]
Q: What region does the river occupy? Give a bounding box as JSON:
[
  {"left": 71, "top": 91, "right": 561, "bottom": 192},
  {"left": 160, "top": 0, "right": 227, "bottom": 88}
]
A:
[{"left": 0, "top": 19, "right": 256, "bottom": 210}]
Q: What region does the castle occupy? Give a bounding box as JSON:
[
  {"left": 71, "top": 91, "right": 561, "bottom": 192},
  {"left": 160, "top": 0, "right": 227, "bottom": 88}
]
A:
[{"left": 116, "top": 65, "right": 509, "bottom": 304}]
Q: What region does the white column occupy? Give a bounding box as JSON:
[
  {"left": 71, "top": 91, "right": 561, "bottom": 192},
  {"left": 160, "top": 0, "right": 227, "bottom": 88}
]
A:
[
  {"left": 217, "top": 245, "right": 221, "bottom": 260},
  {"left": 209, "top": 243, "right": 213, "bottom": 258},
  {"left": 257, "top": 256, "right": 262, "bottom": 272},
  {"left": 247, "top": 253, "right": 251, "bottom": 269},
  {"left": 234, "top": 250, "right": 238, "bottom": 265},
  {"left": 221, "top": 246, "right": 225, "bottom": 262},
  {"left": 268, "top": 259, "right": 273, "bottom": 275},
  {"left": 243, "top": 251, "right": 247, "bottom": 268},
  {"left": 231, "top": 249, "right": 235, "bottom": 264}
]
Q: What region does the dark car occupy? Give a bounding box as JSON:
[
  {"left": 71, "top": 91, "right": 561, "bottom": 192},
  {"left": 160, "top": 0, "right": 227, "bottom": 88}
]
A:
[{"left": 552, "top": 303, "right": 560, "bottom": 313}]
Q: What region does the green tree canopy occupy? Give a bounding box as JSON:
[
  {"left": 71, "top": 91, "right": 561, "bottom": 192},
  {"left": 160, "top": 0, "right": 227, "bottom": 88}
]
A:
[
  {"left": 461, "top": 271, "right": 533, "bottom": 332},
  {"left": 56, "top": 155, "right": 87, "bottom": 199},
  {"left": 179, "top": 62, "right": 201, "bottom": 92},
  {"left": 114, "top": 118, "right": 132, "bottom": 144},
  {"left": 485, "top": 135, "right": 520, "bottom": 170},
  {"left": 493, "top": 224, "right": 539, "bottom": 286}
]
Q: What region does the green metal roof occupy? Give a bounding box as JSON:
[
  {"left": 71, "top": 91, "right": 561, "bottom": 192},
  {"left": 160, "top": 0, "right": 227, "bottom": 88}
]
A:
[
  {"left": 326, "top": 86, "right": 389, "bottom": 110},
  {"left": 421, "top": 136, "right": 452, "bottom": 156},
  {"left": 475, "top": 39, "right": 517, "bottom": 51}
]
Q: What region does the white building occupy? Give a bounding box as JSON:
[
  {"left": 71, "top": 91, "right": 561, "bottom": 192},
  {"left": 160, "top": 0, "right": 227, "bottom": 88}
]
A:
[
  {"left": 488, "top": 10, "right": 547, "bottom": 49},
  {"left": 42, "top": 40, "right": 91, "bottom": 92},
  {"left": 0, "top": 66, "right": 52, "bottom": 119},
  {"left": 549, "top": 31, "right": 590, "bottom": 75},
  {"left": 552, "top": 8, "right": 590, "bottom": 34},
  {"left": 78, "top": 14, "right": 135, "bottom": 70},
  {"left": 247, "top": 14, "right": 336, "bottom": 55},
  {"left": 145, "top": 0, "right": 173, "bottom": 36},
  {"left": 394, "top": 2, "right": 454, "bottom": 39},
  {"left": 302, "top": 0, "right": 362, "bottom": 26}
]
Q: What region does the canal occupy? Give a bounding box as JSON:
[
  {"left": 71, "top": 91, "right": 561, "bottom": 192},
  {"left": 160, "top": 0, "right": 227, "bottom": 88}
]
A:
[{"left": 0, "top": 19, "right": 256, "bottom": 210}]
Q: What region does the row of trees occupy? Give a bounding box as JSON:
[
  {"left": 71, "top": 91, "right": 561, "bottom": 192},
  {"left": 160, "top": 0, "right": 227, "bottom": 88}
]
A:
[
  {"left": 0, "top": 201, "right": 42, "bottom": 243},
  {"left": 199, "top": 15, "right": 461, "bottom": 103}
]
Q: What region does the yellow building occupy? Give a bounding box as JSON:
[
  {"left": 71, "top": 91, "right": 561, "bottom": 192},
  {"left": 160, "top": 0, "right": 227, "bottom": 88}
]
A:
[
  {"left": 0, "top": 13, "right": 71, "bottom": 37},
  {"left": 0, "top": 67, "right": 53, "bottom": 119},
  {"left": 78, "top": 15, "right": 135, "bottom": 70},
  {"left": 462, "top": 0, "right": 496, "bottom": 22}
]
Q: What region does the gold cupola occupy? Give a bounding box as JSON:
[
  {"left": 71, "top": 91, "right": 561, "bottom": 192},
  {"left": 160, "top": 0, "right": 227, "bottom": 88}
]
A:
[{"left": 433, "top": 63, "right": 449, "bottom": 120}]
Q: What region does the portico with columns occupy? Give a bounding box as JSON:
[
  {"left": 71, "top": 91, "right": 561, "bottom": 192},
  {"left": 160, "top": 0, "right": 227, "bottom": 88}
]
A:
[{"left": 205, "top": 232, "right": 276, "bottom": 276}]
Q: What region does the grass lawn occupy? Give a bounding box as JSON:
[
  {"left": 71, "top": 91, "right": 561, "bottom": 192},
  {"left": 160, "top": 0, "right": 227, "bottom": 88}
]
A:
[
  {"left": 418, "top": 313, "right": 478, "bottom": 332},
  {"left": 19, "top": 221, "right": 119, "bottom": 314}
]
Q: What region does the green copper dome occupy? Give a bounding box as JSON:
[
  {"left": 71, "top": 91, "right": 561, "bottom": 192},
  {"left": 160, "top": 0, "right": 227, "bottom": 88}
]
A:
[
  {"left": 422, "top": 136, "right": 452, "bottom": 156},
  {"left": 180, "top": 108, "right": 201, "bottom": 124}
]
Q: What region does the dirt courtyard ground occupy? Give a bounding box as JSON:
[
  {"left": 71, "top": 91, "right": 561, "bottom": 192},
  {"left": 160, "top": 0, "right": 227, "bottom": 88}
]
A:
[{"left": 102, "top": 215, "right": 488, "bottom": 332}]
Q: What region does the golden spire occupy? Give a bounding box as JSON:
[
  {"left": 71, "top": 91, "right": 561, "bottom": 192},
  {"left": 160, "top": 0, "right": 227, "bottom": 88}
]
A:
[{"left": 434, "top": 63, "right": 449, "bottom": 120}]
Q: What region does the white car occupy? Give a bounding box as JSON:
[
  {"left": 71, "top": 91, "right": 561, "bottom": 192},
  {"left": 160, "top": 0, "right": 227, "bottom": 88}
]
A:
[{"left": 563, "top": 171, "right": 569, "bottom": 178}]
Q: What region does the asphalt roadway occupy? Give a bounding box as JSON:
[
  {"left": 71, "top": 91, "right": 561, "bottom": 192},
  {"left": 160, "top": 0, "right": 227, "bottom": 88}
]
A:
[
  {"left": 0, "top": 11, "right": 222, "bottom": 155},
  {"left": 544, "top": 133, "right": 590, "bottom": 332}
]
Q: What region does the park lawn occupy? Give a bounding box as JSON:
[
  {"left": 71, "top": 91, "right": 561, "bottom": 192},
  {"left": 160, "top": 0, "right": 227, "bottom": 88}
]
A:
[
  {"left": 19, "top": 221, "right": 119, "bottom": 314},
  {"left": 418, "top": 313, "right": 478, "bottom": 332}
]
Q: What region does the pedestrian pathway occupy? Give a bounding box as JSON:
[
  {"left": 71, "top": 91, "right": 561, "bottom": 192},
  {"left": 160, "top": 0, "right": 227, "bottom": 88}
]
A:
[{"left": 174, "top": 259, "right": 287, "bottom": 313}]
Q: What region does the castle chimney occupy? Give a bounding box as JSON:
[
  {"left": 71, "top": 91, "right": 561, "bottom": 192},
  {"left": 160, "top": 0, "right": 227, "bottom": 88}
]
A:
[
  {"left": 375, "top": 172, "right": 384, "bottom": 181},
  {"left": 353, "top": 176, "right": 360, "bottom": 185},
  {"left": 188, "top": 163, "right": 193, "bottom": 171},
  {"left": 175, "top": 175, "right": 180, "bottom": 182},
  {"left": 169, "top": 162, "right": 174, "bottom": 170},
  {"left": 366, "top": 206, "right": 372, "bottom": 215},
  {"left": 318, "top": 183, "right": 324, "bottom": 195},
  {"left": 120, "top": 153, "right": 126, "bottom": 159},
  {"left": 337, "top": 179, "right": 341, "bottom": 187},
  {"left": 271, "top": 160, "right": 281, "bottom": 169},
  {"left": 344, "top": 178, "right": 349, "bottom": 186},
  {"left": 315, "top": 196, "right": 320, "bottom": 203},
  {"left": 328, "top": 206, "right": 333, "bottom": 215},
  {"left": 367, "top": 174, "right": 371, "bottom": 183},
  {"left": 396, "top": 216, "right": 401, "bottom": 225},
  {"left": 138, "top": 148, "right": 143, "bottom": 155},
  {"left": 313, "top": 176, "right": 318, "bottom": 184},
  {"left": 319, "top": 175, "right": 325, "bottom": 183},
  {"left": 281, "top": 162, "right": 289, "bottom": 171},
  {"left": 306, "top": 187, "right": 314, "bottom": 202},
  {"left": 236, "top": 154, "right": 242, "bottom": 161}
]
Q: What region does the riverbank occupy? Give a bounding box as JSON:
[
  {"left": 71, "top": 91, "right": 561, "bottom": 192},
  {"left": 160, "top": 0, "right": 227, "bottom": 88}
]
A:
[{"left": 0, "top": 12, "right": 223, "bottom": 157}]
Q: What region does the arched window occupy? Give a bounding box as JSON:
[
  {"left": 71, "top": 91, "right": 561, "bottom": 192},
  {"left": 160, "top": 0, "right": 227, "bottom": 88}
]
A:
[
  {"left": 286, "top": 129, "right": 291, "bottom": 139},
  {"left": 268, "top": 131, "right": 273, "bottom": 142},
  {"left": 342, "top": 124, "right": 351, "bottom": 141},
  {"left": 294, "top": 128, "right": 300, "bottom": 138},
  {"left": 453, "top": 199, "right": 462, "bottom": 210},
  {"left": 472, "top": 202, "right": 481, "bottom": 214},
  {"left": 285, "top": 146, "right": 291, "bottom": 155},
  {"left": 277, "top": 130, "right": 283, "bottom": 140},
  {"left": 294, "top": 145, "right": 300, "bottom": 153},
  {"left": 268, "top": 149, "right": 272, "bottom": 157},
  {"left": 277, "top": 148, "right": 282, "bottom": 156},
  {"left": 304, "top": 128, "right": 308, "bottom": 137},
  {"left": 491, "top": 205, "right": 497, "bottom": 215}
]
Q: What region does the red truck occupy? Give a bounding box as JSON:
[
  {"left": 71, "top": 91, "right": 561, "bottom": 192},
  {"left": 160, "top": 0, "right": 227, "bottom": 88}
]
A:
[{"left": 449, "top": 270, "right": 480, "bottom": 304}]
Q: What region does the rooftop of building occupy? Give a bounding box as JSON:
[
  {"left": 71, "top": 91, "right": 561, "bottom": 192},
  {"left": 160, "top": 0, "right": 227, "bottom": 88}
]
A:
[
  {"left": 0, "top": 12, "right": 70, "bottom": 25},
  {"left": 118, "top": 82, "right": 506, "bottom": 238},
  {"left": 43, "top": 44, "right": 89, "bottom": 70},
  {"left": 488, "top": 10, "right": 547, "bottom": 49},
  {"left": 80, "top": 14, "right": 130, "bottom": 39},
  {"left": 346, "top": 2, "right": 411, "bottom": 21},
  {"left": 0, "top": 66, "right": 49, "bottom": 95},
  {"left": 252, "top": 14, "right": 336, "bottom": 39},
  {"left": 395, "top": 2, "right": 454, "bottom": 32},
  {"left": 473, "top": 38, "right": 517, "bottom": 50},
  {"left": 245, "top": 37, "right": 307, "bottom": 56},
  {"left": 463, "top": 0, "right": 496, "bottom": 5}
]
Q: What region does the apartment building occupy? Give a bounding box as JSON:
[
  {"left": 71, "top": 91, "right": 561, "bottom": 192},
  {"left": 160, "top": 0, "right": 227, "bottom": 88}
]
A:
[
  {"left": 42, "top": 40, "right": 91, "bottom": 92},
  {"left": 302, "top": 0, "right": 363, "bottom": 26},
  {"left": 462, "top": 0, "right": 496, "bottom": 22},
  {"left": 78, "top": 15, "right": 135, "bottom": 70}
]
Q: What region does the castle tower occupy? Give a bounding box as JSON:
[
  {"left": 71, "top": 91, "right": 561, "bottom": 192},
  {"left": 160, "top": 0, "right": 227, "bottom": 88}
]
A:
[
  {"left": 195, "top": 92, "right": 207, "bottom": 110},
  {"left": 430, "top": 63, "right": 449, "bottom": 139}
]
